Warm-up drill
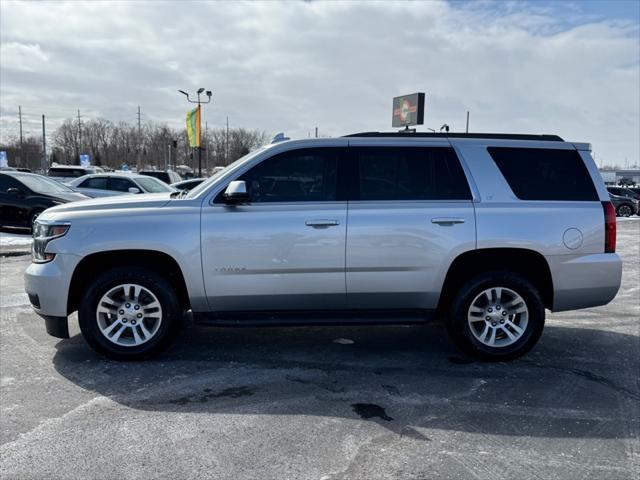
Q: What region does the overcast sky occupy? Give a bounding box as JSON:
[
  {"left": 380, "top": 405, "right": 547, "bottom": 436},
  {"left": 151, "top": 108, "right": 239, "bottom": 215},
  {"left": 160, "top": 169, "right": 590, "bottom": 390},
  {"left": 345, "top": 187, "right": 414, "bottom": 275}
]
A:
[{"left": 1, "top": 0, "right": 638, "bottom": 166}]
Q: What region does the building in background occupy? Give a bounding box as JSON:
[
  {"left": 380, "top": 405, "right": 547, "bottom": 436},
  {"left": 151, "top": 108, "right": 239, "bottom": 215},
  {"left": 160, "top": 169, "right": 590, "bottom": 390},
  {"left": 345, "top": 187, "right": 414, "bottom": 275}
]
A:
[{"left": 599, "top": 169, "right": 640, "bottom": 186}]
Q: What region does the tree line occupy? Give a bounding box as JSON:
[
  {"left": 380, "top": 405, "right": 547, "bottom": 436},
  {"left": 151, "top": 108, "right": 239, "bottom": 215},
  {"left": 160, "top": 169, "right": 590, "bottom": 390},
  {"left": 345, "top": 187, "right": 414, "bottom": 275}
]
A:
[{"left": 1, "top": 118, "right": 270, "bottom": 173}]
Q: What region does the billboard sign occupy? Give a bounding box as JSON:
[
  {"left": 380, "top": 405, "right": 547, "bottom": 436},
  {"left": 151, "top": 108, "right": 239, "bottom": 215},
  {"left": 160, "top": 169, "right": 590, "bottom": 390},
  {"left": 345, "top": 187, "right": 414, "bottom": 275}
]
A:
[
  {"left": 392, "top": 92, "right": 425, "bottom": 127},
  {"left": 80, "top": 154, "right": 91, "bottom": 167}
]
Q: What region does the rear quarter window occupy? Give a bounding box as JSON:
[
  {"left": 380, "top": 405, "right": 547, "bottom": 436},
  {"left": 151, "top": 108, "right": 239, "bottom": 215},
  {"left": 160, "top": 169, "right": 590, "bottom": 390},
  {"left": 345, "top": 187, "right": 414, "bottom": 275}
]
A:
[{"left": 487, "top": 147, "right": 598, "bottom": 201}]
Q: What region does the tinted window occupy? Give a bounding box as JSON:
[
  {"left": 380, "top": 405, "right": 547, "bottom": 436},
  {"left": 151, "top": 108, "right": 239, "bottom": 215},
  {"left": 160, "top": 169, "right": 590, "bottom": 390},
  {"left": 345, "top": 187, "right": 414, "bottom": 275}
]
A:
[
  {"left": 0, "top": 174, "right": 22, "bottom": 192},
  {"left": 356, "top": 147, "right": 471, "bottom": 201},
  {"left": 228, "top": 148, "right": 338, "bottom": 203},
  {"left": 17, "top": 174, "right": 74, "bottom": 193},
  {"left": 108, "top": 177, "right": 136, "bottom": 192},
  {"left": 488, "top": 147, "right": 598, "bottom": 201},
  {"left": 79, "top": 177, "right": 108, "bottom": 190},
  {"left": 135, "top": 177, "right": 172, "bottom": 193},
  {"left": 49, "top": 168, "right": 86, "bottom": 178},
  {"left": 140, "top": 171, "right": 170, "bottom": 183}
]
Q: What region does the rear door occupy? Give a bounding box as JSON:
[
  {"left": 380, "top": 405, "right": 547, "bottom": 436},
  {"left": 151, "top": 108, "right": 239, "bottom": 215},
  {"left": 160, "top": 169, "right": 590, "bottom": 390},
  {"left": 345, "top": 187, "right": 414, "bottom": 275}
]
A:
[{"left": 345, "top": 142, "right": 476, "bottom": 309}]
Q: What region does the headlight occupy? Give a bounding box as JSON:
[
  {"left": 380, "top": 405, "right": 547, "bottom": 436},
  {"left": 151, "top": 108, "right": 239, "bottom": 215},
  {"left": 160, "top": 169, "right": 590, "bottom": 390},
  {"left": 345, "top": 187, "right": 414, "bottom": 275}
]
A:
[{"left": 32, "top": 221, "right": 70, "bottom": 263}]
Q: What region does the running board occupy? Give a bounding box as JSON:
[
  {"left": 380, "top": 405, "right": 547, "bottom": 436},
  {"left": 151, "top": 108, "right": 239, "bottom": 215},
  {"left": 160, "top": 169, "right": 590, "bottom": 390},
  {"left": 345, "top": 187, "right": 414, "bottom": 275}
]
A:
[{"left": 192, "top": 309, "right": 434, "bottom": 327}]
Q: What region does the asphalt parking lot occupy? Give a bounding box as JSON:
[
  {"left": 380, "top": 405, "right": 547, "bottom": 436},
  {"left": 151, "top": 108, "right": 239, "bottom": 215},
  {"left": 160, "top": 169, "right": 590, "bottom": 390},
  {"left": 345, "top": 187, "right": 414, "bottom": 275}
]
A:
[{"left": 1, "top": 219, "right": 639, "bottom": 480}]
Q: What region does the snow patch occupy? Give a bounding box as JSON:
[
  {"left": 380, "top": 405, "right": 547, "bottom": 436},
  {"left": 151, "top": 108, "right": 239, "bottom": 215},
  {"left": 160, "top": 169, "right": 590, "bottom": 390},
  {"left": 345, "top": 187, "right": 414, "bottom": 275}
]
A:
[{"left": 0, "top": 232, "right": 32, "bottom": 246}]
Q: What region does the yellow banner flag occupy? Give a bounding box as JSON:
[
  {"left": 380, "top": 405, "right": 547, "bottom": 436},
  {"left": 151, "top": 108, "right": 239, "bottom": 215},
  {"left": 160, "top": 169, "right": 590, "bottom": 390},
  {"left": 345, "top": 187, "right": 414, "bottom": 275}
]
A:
[{"left": 186, "top": 105, "right": 201, "bottom": 148}]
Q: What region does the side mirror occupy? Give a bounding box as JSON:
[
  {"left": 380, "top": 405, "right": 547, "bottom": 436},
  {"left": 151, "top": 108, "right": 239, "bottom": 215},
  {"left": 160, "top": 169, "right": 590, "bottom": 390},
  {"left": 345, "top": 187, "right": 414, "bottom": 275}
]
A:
[
  {"left": 223, "top": 180, "right": 250, "bottom": 205},
  {"left": 128, "top": 187, "right": 141, "bottom": 194},
  {"left": 7, "top": 188, "right": 24, "bottom": 197}
]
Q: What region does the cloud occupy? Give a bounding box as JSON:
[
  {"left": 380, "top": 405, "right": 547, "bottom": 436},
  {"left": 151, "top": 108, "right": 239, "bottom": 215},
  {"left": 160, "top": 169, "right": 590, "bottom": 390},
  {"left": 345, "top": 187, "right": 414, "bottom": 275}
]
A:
[
  {"left": 1, "top": 0, "right": 638, "bottom": 165},
  {"left": 1, "top": 42, "right": 49, "bottom": 72}
]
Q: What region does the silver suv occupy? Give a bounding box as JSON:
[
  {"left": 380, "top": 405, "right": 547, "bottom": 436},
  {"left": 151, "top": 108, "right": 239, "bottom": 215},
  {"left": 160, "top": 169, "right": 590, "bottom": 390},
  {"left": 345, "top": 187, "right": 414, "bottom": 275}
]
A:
[{"left": 25, "top": 133, "right": 622, "bottom": 361}]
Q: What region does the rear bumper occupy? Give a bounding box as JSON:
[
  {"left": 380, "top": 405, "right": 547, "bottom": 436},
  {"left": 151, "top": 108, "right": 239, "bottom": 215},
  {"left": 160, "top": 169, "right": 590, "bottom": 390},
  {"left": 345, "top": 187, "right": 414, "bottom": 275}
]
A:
[{"left": 548, "top": 253, "right": 622, "bottom": 311}]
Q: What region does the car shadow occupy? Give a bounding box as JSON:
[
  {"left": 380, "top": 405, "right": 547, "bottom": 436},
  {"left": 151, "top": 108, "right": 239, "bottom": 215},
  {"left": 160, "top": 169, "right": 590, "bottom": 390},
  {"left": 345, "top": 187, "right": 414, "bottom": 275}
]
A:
[{"left": 52, "top": 320, "right": 639, "bottom": 440}]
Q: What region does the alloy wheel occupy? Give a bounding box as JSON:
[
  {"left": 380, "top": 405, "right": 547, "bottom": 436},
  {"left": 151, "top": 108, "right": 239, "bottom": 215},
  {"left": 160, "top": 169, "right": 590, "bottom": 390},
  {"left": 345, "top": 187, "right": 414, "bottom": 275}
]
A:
[
  {"left": 96, "top": 283, "right": 163, "bottom": 347},
  {"left": 467, "top": 287, "right": 529, "bottom": 348}
]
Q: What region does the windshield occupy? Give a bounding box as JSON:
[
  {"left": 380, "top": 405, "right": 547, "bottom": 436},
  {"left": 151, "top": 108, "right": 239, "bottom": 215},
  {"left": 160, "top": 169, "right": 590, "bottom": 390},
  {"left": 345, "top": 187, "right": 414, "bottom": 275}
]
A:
[
  {"left": 17, "top": 174, "right": 76, "bottom": 194},
  {"left": 135, "top": 176, "right": 173, "bottom": 193},
  {"left": 185, "top": 146, "right": 269, "bottom": 198}
]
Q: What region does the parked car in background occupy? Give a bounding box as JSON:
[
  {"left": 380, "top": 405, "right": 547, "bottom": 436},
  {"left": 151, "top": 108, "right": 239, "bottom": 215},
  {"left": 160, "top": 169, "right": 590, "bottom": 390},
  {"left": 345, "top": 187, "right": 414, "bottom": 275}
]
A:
[
  {"left": 138, "top": 170, "right": 182, "bottom": 184},
  {"left": 0, "top": 171, "right": 88, "bottom": 230},
  {"left": 607, "top": 186, "right": 640, "bottom": 205},
  {"left": 170, "top": 178, "right": 205, "bottom": 192},
  {"left": 26, "top": 132, "right": 621, "bottom": 362},
  {"left": 68, "top": 173, "right": 176, "bottom": 198},
  {"left": 48, "top": 165, "right": 104, "bottom": 184},
  {"left": 608, "top": 192, "right": 638, "bottom": 217}
]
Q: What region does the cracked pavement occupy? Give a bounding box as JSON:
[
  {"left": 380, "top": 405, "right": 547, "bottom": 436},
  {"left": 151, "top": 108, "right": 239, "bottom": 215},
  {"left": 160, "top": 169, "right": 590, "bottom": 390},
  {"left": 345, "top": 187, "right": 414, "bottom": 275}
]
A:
[{"left": 1, "top": 219, "right": 639, "bottom": 479}]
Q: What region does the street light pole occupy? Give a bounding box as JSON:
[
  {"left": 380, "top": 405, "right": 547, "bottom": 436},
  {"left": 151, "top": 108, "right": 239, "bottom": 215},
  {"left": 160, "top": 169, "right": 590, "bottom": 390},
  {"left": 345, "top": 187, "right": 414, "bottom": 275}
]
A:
[{"left": 178, "top": 88, "right": 212, "bottom": 177}]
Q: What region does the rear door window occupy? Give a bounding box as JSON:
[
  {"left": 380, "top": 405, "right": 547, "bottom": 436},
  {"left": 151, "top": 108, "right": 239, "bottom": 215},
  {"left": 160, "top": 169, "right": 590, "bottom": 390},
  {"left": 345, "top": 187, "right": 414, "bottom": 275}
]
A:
[
  {"left": 488, "top": 147, "right": 598, "bottom": 201},
  {"left": 355, "top": 147, "right": 472, "bottom": 201},
  {"left": 108, "top": 177, "right": 136, "bottom": 192},
  {"left": 78, "top": 177, "right": 108, "bottom": 190}
]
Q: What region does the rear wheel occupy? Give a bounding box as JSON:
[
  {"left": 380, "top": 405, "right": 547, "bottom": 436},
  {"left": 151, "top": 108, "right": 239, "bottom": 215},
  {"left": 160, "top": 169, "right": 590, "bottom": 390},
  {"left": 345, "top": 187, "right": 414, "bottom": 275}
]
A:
[
  {"left": 446, "top": 271, "right": 545, "bottom": 361},
  {"left": 616, "top": 204, "right": 633, "bottom": 217},
  {"left": 78, "top": 267, "right": 181, "bottom": 360}
]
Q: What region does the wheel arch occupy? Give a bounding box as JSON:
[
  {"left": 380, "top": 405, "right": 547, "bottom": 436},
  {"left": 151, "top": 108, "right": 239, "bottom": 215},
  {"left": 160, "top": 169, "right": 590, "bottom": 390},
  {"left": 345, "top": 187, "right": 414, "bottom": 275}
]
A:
[
  {"left": 68, "top": 249, "right": 191, "bottom": 315},
  {"left": 437, "top": 248, "right": 553, "bottom": 314}
]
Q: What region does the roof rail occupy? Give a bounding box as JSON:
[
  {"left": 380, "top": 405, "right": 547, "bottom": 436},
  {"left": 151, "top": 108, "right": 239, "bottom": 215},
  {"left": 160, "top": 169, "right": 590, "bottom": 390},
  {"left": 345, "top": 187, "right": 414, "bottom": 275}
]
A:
[{"left": 344, "top": 132, "right": 564, "bottom": 141}]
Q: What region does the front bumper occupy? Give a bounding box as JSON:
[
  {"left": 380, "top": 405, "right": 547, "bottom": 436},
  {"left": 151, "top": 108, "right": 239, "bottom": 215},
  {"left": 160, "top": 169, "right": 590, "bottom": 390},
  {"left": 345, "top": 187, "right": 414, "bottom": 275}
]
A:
[
  {"left": 24, "top": 253, "right": 81, "bottom": 338},
  {"left": 548, "top": 253, "right": 622, "bottom": 312}
]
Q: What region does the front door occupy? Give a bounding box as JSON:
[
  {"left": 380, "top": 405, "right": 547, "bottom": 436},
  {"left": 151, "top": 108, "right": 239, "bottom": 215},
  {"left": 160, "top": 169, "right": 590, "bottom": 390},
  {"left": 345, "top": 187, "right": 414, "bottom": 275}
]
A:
[{"left": 201, "top": 147, "right": 348, "bottom": 312}]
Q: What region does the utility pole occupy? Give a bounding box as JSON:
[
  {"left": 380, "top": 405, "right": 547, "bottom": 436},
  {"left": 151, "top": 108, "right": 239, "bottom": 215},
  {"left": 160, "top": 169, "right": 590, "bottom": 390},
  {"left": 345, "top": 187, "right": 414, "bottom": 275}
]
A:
[
  {"left": 18, "top": 105, "right": 24, "bottom": 167},
  {"left": 77, "top": 109, "right": 82, "bottom": 164},
  {"left": 205, "top": 121, "right": 208, "bottom": 174},
  {"left": 466, "top": 111, "right": 470, "bottom": 133},
  {"left": 315, "top": 126, "right": 318, "bottom": 138},
  {"left": 42, "top": 115, "right": 47, "bottom": 171},
  {"left": 226, "top": 116, "right": 229, "bottom": 164},
  {"left": 137, "top": 106, "right": 142, "bottom": 170}
]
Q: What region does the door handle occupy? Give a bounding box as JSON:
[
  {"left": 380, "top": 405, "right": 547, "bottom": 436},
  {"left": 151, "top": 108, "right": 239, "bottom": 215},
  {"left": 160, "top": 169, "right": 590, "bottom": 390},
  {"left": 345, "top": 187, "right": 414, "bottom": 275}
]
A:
[
  {"left": 431, "top": 217, "right": 465, "bottom": 225},
  {"left": 305, "top": 219, "right": 340, "bottom": 228}
]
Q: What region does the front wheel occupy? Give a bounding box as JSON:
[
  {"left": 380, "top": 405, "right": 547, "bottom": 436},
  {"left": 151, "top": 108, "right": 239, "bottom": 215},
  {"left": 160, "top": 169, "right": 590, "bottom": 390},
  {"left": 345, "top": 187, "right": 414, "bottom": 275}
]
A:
[
  {"left": 446, "top": 271, "right": 545, "bottom": 361},
  {"left": 616, "top": 204, "right": 633, "bottom": 217},
  {"left": 78, "top": 267, "right": 182, "bottom": 360}
]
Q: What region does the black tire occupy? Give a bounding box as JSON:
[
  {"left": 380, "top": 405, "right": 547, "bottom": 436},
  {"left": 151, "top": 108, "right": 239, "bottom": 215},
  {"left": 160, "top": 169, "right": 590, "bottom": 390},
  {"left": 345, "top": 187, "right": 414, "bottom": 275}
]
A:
[
  {"left": 616, "top": 204, "right": 633, "bottom": 217},
  {"left": 78, "top": 267, "right": 182, "bottom": 360},
  {"left": 446, "top": 271, "right": 545, "bottom": 362}
]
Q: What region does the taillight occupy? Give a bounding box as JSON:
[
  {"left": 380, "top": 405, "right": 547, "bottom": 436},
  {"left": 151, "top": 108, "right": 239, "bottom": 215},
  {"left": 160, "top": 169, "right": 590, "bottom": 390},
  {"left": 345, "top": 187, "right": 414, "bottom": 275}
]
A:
[{"left": 602, "top": 201, "right": 616, "bottom": 253}]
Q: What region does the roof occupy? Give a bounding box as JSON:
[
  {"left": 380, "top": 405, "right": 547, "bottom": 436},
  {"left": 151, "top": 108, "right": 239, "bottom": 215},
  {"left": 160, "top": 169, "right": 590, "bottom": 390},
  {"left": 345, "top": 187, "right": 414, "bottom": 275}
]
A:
[{"left": 344, "top": 132, "right": 564, "bottom": 141}]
